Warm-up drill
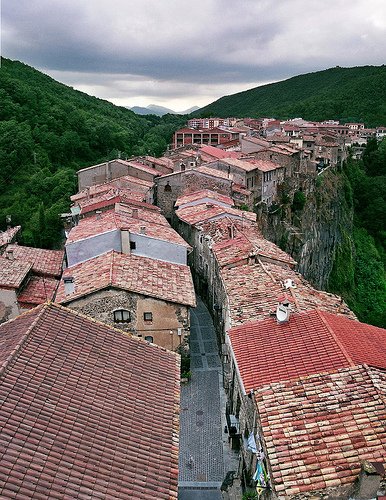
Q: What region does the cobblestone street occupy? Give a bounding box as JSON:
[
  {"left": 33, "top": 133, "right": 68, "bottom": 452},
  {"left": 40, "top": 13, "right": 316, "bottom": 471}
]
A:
[{"left": 178, "top": 297, "right": 238, "bottom": 499}]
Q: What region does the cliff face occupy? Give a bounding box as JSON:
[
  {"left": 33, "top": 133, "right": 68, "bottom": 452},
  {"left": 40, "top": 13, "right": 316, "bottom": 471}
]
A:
[{"left": 258, "top": 168, "right": 354, "bottom": 291}]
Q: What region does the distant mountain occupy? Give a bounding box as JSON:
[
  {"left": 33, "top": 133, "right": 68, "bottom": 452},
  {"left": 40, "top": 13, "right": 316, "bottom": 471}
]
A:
[
  {"left": 130, "top": 104, "right": 200, "bottom": 116},
  {"left": 195, "top": 66, "right": 386, "bottom": 127}
]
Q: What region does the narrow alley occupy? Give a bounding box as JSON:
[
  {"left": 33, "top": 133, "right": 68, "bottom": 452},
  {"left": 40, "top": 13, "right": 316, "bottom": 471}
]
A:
[{"left": 178, "top": 297, "right": 239, "bottom": 499}]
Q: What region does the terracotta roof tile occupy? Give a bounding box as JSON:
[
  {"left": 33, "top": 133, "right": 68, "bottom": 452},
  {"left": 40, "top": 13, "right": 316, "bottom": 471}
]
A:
[
  {"left": 77, "top": 188, "right": 146, "bottom": 214},
  {"left": 0, "top": 257, "right": 31, "bottom": 289},
  {"left": 228, "top": 309, "right": 380, "bottom": 392},
  {"left": 56, "top": 250, "right": 196, "bottom": 307},
  {"left": 255, "top": 365, "right": 386, "bottom": 495},
  {"left": 176, "top": 203, "right": 256, "bottom": 227},
  {"left": 67, "top": 205, "right": 190, "bottom": 248},
  {"left": 198, "top": 145, "right": 240, "bottom": 160},
  {"left": 0, "top": 303, "right": 179, "bottom": 499},
  {"left": 70, "top": 175, "right": 153, "bottom": 203},
  {"left": 213, "top": 231, "right": 296, "bottom": 268},
  {"left": 6, "top": 245, "right": 64, "bottom": 278},
  {"left": 194, "top": 165, "right": 234, "bottom": 181},
  {"left": 0, "top": 226, "right": 21, "bottom": 247},
  {"left": 17, "top": 276, "right": 59, "bottom": 306},
  {"left": 221, "top": 260, "right": 354, "bottom": 328},
  {"left": 175, "top": 189, "right": 234, "bottom": 208}
]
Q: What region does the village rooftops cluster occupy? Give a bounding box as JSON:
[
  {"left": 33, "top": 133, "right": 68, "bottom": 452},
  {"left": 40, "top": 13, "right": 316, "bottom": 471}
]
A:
[{"left": 0, "top": 303, "right": 180, "bottom": 499}]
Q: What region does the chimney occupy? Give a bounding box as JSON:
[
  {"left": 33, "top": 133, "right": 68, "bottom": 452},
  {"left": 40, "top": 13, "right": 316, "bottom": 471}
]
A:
[
  {"left": 140, "top": 226, "right": 146, "bottom": 235},
  {"left": 5, "top": 248, "right": 14, "bottom": 261},
  {"left": 132, "top": 209, "right": 138, "bottom": 218},
  {"left": 95, "top": 210, "right": 102, "bottom": 220},
  {"left": 276, "top": 294, "right": 292, "bottom": 323},
  {"left": 63, "top": 276, "right": 75, "bottom": 295}
]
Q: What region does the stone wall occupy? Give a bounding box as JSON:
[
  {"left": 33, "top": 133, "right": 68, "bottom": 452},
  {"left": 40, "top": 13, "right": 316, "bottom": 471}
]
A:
[{"left": 65, "top": 287, "right": 190, "bottom": 351}]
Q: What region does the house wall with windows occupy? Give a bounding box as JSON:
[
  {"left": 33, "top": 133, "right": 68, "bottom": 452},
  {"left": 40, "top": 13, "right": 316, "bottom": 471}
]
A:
[{"left": 64, "top": 287, "right": 190, "bottom": 351}]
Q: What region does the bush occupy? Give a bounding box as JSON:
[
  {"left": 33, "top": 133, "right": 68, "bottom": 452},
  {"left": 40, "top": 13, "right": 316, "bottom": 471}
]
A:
[{"left": 291, "top": 190, "right": 306, "bottom": 212}]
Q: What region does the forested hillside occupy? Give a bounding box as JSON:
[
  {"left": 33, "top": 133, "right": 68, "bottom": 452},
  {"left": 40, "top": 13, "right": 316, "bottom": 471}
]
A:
[
  {"left": 334, "top": 138, "right": 386, "bottom": 327},
  {"left": 0, "top": 58, "right": 184, "bottom": 247},
  {"left": 196, "top": 65, "right": 386, "bottom": 126}
]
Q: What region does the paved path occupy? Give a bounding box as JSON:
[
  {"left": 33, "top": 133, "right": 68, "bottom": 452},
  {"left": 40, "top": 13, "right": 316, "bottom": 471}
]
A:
[{"left": 178, "top": 297, "right": 238, "bottom": 499}]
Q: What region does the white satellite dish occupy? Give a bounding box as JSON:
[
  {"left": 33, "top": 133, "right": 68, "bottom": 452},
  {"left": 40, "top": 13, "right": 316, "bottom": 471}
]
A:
[{"left": 276, "top": 303, "right": 290, "bottom": 323}]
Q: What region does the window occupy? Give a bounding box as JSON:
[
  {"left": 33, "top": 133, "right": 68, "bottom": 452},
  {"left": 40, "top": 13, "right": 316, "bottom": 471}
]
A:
[
  {"left": 113, "top": 309, "right": 131, "bottom": 323},
  {"left": 143, "top": 312, "right": 153, "bottom": 322},
  {"left": 164, "top": 182, "right": 172, "bottom": 192},
  {"left": 145, "top": 336, "right": 154, "bottom": 343},
  {"left": 130, "top": 241, "right": 136, "bottom": 250}
]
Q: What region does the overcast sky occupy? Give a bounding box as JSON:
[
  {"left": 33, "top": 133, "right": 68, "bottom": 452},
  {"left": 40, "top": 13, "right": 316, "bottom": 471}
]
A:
[{"left": 1, "top": 0, "right": 386, "bottom": 111}]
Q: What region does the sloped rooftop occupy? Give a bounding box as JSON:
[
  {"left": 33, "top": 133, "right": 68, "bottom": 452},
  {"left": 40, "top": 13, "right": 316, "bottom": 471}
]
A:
[
  {"left": 0, "top": 257, "right": 32, "bottom": 289},
  {"left": 228, "top": 309, "right": 386, "bottom": 392},
  {"left": 221, "top": 260, "right": 355, "bottom": 327},
  {"left": 66, "top": 205, "right": 190, "bottom": 248},
  {"left": 56, "top": 250, "right": 196, "bottom": 307},
  {"left": 0, "top": 226, "right": 21, "bottom": 247},
  {"left": 176, "top": 203, "right": 256, "bottom": 227},
  {"left": 17, "top": 276, "right": 59, "bottom": 306},
  {"left": 256, "top": 365, "right": 386, "bottom": 497},
  {"left": 6, "top": 244, "right": 64, "bottom": 277},
  {"left": 175, "top": 189, "right": 234, "bottom": 208},
  {"left": 70, "top": 174, "right": 153, "bottom": 203},
  {"left": 0, "top": 303, "right": 179, "bottom": 499},
  {"left": 213, "top": 232, "right": 296, "bottom": 268}
]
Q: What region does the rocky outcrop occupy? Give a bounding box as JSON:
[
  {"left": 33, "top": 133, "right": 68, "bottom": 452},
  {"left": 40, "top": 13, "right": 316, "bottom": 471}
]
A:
[{"left": 258, "top": 168, "right": 354, "bottom": 291}]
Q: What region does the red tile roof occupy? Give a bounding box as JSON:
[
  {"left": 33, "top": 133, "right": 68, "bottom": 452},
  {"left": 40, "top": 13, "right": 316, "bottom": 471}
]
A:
[
  {"left": 17, "top": 276, "right": 59, "bottom": 306},
  {"left": 0, "top": 303, "right": 180, "bottom": 499},
  {"left": 221, "top": 261, "right": 354, "bottom": 327},
  {"left": 319, "top": 311, "right": 386, "bottom": 370},
  {"left": 256, "top": 365, "right": 386, "bottom": 496},
  {"left": 0, "top": 226, "right": 21, "bottom": 247},
  {"left": 176, "top": 203, "right": 256, "bottom": 227},
  {"left": 67, "top": 206, "right": 190, "bottom": 248},
  {"left": 213, "top": 232, "right": 296, "bottom": 268},
  {"left": 56, "top": 250, "right": 196, "bottom": 307},
  {"left": 199, "top": 145, "right": 240, "bottom": 160},
  {"left": 194, "top": 165, "right": 234, "bottom": 181},
  {"left": 0, "top": 257, "right": 31, "bottom": 289},
  {"left": 228, "top": 309, "right": 385, "bottom": 392},
  {"left": 70, "top": 175, "right": 153, "bottom": 202},
  {"left": 175, "top": 189, "right": 234, "bottom": 208},
  {"left": 78, "top": 188, "right": 146, "bottom": 214},
  {"left": 241, "top": 158, "right": 283, "bottom": 172},
  {"left": 6, "top": 244, "right": 64, "bottom": 277}
]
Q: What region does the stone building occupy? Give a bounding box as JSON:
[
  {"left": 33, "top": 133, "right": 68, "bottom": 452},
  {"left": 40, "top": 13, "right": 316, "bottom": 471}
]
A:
[
  {"left": 156, "top": 165, "right": 236, "bottom": 219},
  {"left": 56, "top": 250, "right": 196, "bottom": 351},
  {"left": 76, "top": 158, "right": 164, "bottom": 191}
]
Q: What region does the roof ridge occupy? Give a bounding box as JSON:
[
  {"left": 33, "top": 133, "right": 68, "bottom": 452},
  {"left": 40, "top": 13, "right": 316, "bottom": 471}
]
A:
[
  {"left": 0, "top": 304, "right": 47, "bottom": 378},
  {"left": 316, "top": 310, "right": 356, "bottom": 367}
]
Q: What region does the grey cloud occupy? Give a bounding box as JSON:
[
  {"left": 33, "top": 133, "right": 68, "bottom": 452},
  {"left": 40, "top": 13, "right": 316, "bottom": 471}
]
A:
[{"left": 2, "top": 0, "right": 386, "bottom": 108}]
